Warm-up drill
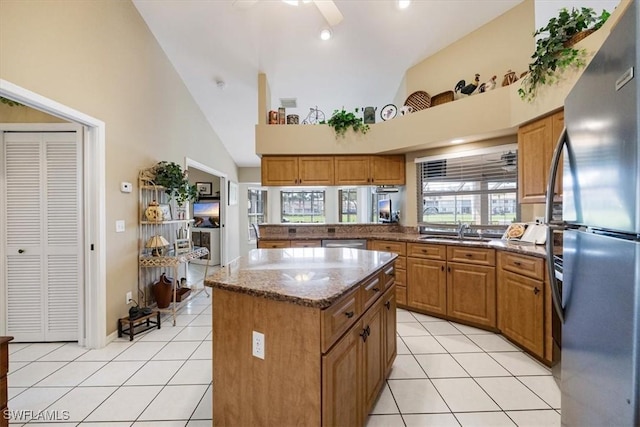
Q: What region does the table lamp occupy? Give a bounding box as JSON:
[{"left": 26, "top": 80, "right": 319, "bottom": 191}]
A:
[{"left": 146, "top": 235, "right": 170, "bottom": 256}]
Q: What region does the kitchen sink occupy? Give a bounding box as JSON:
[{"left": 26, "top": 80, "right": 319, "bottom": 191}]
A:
[{"left": 418, "top": 235, "right": 494, "bottom": 244}]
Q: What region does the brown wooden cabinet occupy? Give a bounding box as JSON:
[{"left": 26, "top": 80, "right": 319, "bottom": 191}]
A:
[
  {"left": 334, "top": 155, "right": 405, "bottom": 185},
  {"left": 361, "top": 296, "right": 385, "bottom": 417},
  {"left": 497, "top": 252, "right": 546, "bottom": 358},
  {"left": 518, "top": 110, "right": 564, "bottom": 203},
  {"left": 289, "top": 240, "right": 322, "bottom": 248},
  {"left": 447, "top": 262, "right": 496, "bottom": 328},
  {"left": 406, "top": 243, "right": 496, "bottom": 328},
  {"left": 382, "top": 288, "right": 397, "bottom": 376},
  {"left": 261, "top": 155, "right": 334, "bottom": 186},
  {"left": 257, "top": 240, "right": 291, "bottom": 249},
  {"left": 1, "top": 336, "right": 12, "bottom": 427},
  {"left": 368, "top": 240, "right": 407, "bottom": 306}
]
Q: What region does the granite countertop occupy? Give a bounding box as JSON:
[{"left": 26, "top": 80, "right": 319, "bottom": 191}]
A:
[
  {"left": 204, "top": 247, "right": 397, "bottom": 308},
  {"left": 259, "top": 232, "right": 551, "bottom": 259}
]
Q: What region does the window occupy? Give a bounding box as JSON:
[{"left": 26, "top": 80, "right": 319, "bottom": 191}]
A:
[
  {"left": 417, "top": 147, "right": 518, "bottom": 225},
  {"left": 339, "top": 189, "right": 358, "bottom": 223},
  {"left": 248, "top": 188, "right": 267, "bottom": 240},
  {"left": 281, "top": 190, "right": 325, "bottom": 223}
]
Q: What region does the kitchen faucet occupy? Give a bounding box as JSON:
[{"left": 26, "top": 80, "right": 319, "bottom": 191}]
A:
[{"left": 458, "top": 223, "right": 470, "bottom": 239}]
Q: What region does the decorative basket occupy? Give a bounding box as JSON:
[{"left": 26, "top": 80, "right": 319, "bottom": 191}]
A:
[
  {"left": 172, "top": 287, "right": 191, "bottom": 302},
  {"left": 404, "top": 91, "right": 431, "bottom": 111},
  {"left": 430, "top": 91, "right": 454, "bottom": 107},
  {"left": 564, "top": 28, "right": 596, "bottom": 47}
]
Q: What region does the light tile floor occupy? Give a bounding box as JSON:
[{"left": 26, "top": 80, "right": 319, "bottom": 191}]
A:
[{"left": 7, "top": 283, "right": 560, "bottom": 426}]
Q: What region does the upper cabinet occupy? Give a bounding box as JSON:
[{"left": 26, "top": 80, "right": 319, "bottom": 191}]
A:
[
  {"left": 261, "top": 155, "right": 405, "bottom": 186},
  {"left": 334, "top": 155, "right": 405, "bottom": 186},
  {"left": 261, "top": 156, "right": 334, "bottom": 186},
  {"left": 518, "top": 110, "right": 564, "bottom": 204}
]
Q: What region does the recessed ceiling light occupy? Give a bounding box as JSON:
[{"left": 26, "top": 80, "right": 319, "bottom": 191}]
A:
[
  {"left": 320, "top": 28, "right": 332, "bottom": 41},
  {"left": 397, "top": 0, "right": 411, "bottom": 10},
  {"left": 451, "top": 138, "right": 465, "bottom": 144}
]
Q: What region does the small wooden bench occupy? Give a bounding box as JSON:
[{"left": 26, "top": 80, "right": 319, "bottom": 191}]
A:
[{"left": 118, "top": 311, "right": 160, "bottom": 341}]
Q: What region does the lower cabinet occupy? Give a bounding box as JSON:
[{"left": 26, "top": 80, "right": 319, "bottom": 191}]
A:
[
  {"left": 497, "top": 252, "right": 546, "bottom": 358},
  {"left": 447, "top": 262, "right": 496, "bottom": 328},
  {"left": 322, "top": 286, "right": 396, "bottom": 426},
  {"left": 406, "top": 243, "right": 496, "bottom": 328}
]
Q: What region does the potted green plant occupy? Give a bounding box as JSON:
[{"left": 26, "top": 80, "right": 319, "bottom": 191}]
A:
[
  {"left": 323, "top": 108, "right": 369, "bottom": 138},
  {"left": 151, "top": 161, "right": 199, "bottom": 206},
  {"left": 518, "top": 7, "right": 610, "bottom": 102}
]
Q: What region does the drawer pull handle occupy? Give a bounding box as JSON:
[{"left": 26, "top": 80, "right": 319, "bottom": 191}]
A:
[
  {"left": 385, "top": 267, "right": 395, "bottom": 276},
  {"left": 372, "top": 287, "right": 380, "bottom": 292},
  {"left": 441, "top": 265, "right": 444, "bottom": 271},
  {"left": 534, "top": 287, "right": 540, "bottom": 295},
  {"left": 385, "top": 246, "right": 391, "bottom": 250},
  {"left": 344, "top": 311, "right": 354, "bottom": 318},
  {"left": 514, "top": 261, "right": 522, "bottom": 266},
  {"left": 366, "top": 325, "right": 371, "bottom": 336},
  {"left": 421, "top": 249, "right": 427, "bottom": 253},
  {"left": 385, "top": 301, "right": 391, "bottom": 310},
  {"left": 465, "top": 253, "right": 473, "bottom": 257},
  {"left": 360, "top": 328, "right": 368, "bottom": 342}
]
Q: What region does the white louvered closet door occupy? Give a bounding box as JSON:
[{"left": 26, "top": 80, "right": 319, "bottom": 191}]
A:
[{"left": 2, "top": 132, "right": 82, "bottom": 342}]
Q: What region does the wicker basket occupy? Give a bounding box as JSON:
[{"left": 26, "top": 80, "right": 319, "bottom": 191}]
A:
[
  {"left": 430, "top": 91, "right": 454, "bottom": 107},
  {"left": 564, "top": 28, "right": 596, "bottom": 47},
  {"left": 404, "top": 91, "right": 431, "bottom": 111}
]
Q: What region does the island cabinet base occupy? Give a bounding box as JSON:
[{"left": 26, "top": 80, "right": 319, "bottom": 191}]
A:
[{"left": 212, "top": 271, "right": 396, "bottom": 426}]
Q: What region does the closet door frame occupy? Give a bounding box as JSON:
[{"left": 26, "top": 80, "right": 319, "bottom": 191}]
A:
[{"left": 1, "top": 80, "right": 105, "bottom": 349}]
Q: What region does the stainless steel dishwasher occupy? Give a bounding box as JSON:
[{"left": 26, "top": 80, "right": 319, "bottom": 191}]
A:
[{"left": 321, "top": 239, "right": 367, "bottom": 249}]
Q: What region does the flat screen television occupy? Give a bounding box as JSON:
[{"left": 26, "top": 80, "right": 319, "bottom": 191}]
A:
[
  {"left": 193, "top": 200, "right": 220, "bottom": 228},
  {"left": 378, "top": 199, "right": 391, "bottom": 223}
]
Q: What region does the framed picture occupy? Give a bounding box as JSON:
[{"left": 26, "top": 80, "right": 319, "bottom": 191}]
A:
[
  {"left": 175, "top": 238, "right": 191, "bottom": 254},
  {"left": 228, "top": 181, "right": 238, "bottom": 206},
  {"left": 158, "top": 204, "right": 172, "bottom": 221},
  {"left": 196, "top": 182, "right": 212, "bottom": 196}
]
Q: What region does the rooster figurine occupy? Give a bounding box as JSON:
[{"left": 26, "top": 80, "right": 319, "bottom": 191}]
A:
[
  {"left": 479, "top": 75, "right": 497, "bottom": 93},
  {"left": 455, "top": 74, "right": 480, "bottom": 96}
]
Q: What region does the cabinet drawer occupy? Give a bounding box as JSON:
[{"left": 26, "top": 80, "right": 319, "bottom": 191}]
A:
[
  {"left": 394, "top": 256, "right": 406, "bottom": 271},
  {"left": 395, "top": 286, "right": 407, "bottom": 306},
  {"left": 382, "top": 263, "right": 396, "bottom": 290},
  {"left": 290, "top": 240, "right": 322, "bottom": 248},
  {"left": 321, "top": 287, "right": 361, "bottom": 353},
  {"left": 362, "top": 273, "right": 384, "bottom": 311},
  {"left": 407, "top": 243, "right": 446, "bottom": 260},
  {"left": 257, "top": 240, "right": 290, "bottom": 249},
  {"left": 369, "top": 240, "right": 406, "bottom": 256},
  {"left": 447, "top": 246, "right": 495, "bottom": 266},
  {"left": 499, "top": 252, "right": 544, "bottom": 280}
]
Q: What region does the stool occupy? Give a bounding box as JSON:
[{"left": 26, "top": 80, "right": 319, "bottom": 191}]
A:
[{"left": 118, "top": 311, "right": 161, "bottom": 341}]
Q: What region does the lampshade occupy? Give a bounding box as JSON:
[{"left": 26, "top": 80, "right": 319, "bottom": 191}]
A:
[{"left": 146, "top": 235, "right": 170, "bottom": 249}]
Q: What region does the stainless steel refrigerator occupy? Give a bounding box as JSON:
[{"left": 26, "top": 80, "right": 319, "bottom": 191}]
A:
[{"left": 544, "top": 2, "right": 640, "bottom": 426}]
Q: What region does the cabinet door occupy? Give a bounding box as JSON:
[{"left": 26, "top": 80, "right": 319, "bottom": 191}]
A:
[
  {"left": 361, "top": 299, "right": 385, "bottom": 416},
  {"left": 518, "top": 116, "right": 552, "bottom": 203},
  {"left": 298, "top": 156, "right": 334, "bottom": 185},
  {"left": 382, "top": 287, "right": 397, "bottom": 376},
  {"left": 370, "top": 155, "right": 405, "bottom": 185},
  {"left": 322, "top": 324, "right": 362, "bottom": 427},
  {"left": 407, "top": 258, "right": 447, "bottom": 315},
  {"left": 447, "top": 263, "right": 496, "bottom": 328},
  {"left": 334, "top": 156, "right": 371, "bottom": 185},
  {"left": 498, "top": 269, "right": 544, "bottom": 357},
  {"left": 261, "top": 156, "right": 299, "bottom": 186}
]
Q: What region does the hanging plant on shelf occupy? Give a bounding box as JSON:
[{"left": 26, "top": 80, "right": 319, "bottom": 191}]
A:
[
  {"left": 518, "top": 7, "right": 610, "bottom": 102},
  {"left": 150, "top": 161, "right": 199, "bottom": 206},
  {"left": 322, "top": 108, "right": 370, "bottom": 138},
  {"left": 0, "top": 96, "right": 24, "bottom": 107}
]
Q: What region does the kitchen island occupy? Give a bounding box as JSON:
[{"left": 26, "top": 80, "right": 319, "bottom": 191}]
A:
[{"left": 205, "top": 247, "right": 397, "bottom": 426}]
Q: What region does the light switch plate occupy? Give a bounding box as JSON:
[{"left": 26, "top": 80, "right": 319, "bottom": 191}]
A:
[{"left": 115, "top": 220, "right": 125, "bottom": 233}]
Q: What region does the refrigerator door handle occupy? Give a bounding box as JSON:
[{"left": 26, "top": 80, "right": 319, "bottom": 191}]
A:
[{"left": 545, "top": 127, "right": 567, "bottom": 323}]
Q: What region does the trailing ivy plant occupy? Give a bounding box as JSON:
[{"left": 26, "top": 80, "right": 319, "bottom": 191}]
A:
[
  {"left": 152, "top": 161, "right": 199, "bottom": 206},
  {"left": 0, "top": 96, "right": 24, "bottom": 107},
  {"left": 518, "top": 7, "right": 610, "bottom": 102},
  {"left": 323, "top": 108, "right": 369, "bottom": 138}
]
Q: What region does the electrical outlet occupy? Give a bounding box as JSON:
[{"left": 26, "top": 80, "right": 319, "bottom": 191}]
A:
[
  {"left": 126, "top": 291, "right": 132, "bottom": 304},
  {"left": 252, "top": 331, "right": 265, "bottom": 359},
  {"left": 115, "top": 220, "right": 125, "bottom": 233}
]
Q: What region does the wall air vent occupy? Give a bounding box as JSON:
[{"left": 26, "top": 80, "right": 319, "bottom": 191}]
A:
[{"left": 280, "top": 98, "right": 297, "bottom": 108}]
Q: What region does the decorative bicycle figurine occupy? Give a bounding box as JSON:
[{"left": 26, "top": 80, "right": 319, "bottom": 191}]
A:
[{"left": 303, "top": 106, "right": 325, "bottom": 124}]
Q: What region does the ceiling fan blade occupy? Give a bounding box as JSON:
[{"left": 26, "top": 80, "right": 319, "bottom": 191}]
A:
[{"left": 312, "top": 0, "right": 343, "bottom": 26}]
